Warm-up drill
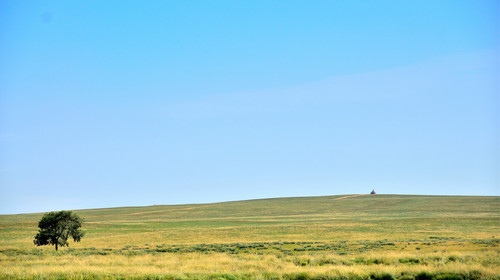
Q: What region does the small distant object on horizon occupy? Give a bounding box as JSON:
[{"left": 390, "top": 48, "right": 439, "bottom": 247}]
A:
[{"left": 370, "top": 189, "right": 376, "bottom": 195}]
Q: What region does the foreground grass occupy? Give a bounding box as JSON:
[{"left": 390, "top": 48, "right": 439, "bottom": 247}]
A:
[
  {"left": 0, "top": 195, "right": 499, "bottom": 279},
  {"left": 1, "top": 251, "right": 498, "bottom": 279}
]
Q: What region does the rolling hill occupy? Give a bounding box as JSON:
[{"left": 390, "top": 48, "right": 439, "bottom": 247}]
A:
[
  {"left": 1, "top": 194, "right": 499, "bottom": 248},
  {"left": 0, "top": 194, "right": 499, "bottom": 279}
]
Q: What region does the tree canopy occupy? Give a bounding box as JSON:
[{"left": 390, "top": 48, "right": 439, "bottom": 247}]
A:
[{"left": 34, "top": 210, "right": 84, "bottom": 251}]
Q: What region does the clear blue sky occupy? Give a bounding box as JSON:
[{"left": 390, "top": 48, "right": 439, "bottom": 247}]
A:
[{"left": 1, "top": 1, "right": 499, "bottom": 214}]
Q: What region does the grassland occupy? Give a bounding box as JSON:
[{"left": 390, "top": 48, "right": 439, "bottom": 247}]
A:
[{"left": 0, "top": 194, "right": 499, "bottom": 279}]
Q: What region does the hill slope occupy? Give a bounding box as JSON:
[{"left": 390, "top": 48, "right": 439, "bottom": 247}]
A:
[
  {"left": 1, "top": 194, "right": 498, "bottom": 249},
  {"left": 1, "top": 194, "right": 499, "bottom": 279}
]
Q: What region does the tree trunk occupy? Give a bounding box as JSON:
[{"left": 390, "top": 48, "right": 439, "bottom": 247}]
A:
[{"left": 55, "top": 243, "right": 58, "bottom": 251}]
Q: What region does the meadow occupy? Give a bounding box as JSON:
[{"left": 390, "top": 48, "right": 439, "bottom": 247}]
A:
[{"left": 0, "top": 194, "right": 499, "bottom": 280}]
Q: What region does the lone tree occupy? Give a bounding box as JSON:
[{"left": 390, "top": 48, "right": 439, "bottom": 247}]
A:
[{"left": 34, "top": 210, "right": 84, "bottom": 251}]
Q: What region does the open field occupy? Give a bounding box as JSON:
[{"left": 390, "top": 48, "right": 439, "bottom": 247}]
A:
[{"left": 0, "top": 194, "right": 499, "bottom": 279}]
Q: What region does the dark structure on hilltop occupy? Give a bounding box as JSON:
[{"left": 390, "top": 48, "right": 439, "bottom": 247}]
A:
[{"left": 370, "top": 189, "right": 376, "bottom": 195}]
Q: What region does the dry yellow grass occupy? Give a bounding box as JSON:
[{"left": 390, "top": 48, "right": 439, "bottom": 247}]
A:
[
  {"left": 0, "top": 195, "right": 499, "bottom": 279},
  {"left": 1, "top": 251, "right": 498, "bottom": 279}
]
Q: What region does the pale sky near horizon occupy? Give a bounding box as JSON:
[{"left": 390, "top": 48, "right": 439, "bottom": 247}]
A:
[{"left": 1, "top": 1, "right": 499, "bottom": 214}]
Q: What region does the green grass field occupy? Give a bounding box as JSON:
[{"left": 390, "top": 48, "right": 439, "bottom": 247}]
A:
[{"left": 0, "top": 194, "right": 499, "bottom": 279}]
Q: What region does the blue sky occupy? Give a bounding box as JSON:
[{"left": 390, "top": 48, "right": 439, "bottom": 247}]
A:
[{"left": 1, "top": 1, "right": 499, "bottom": 214}]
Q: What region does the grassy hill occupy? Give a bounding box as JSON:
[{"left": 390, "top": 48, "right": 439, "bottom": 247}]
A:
[{"left": 0, "top": 194, "right": 499, "bottom": 279}]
